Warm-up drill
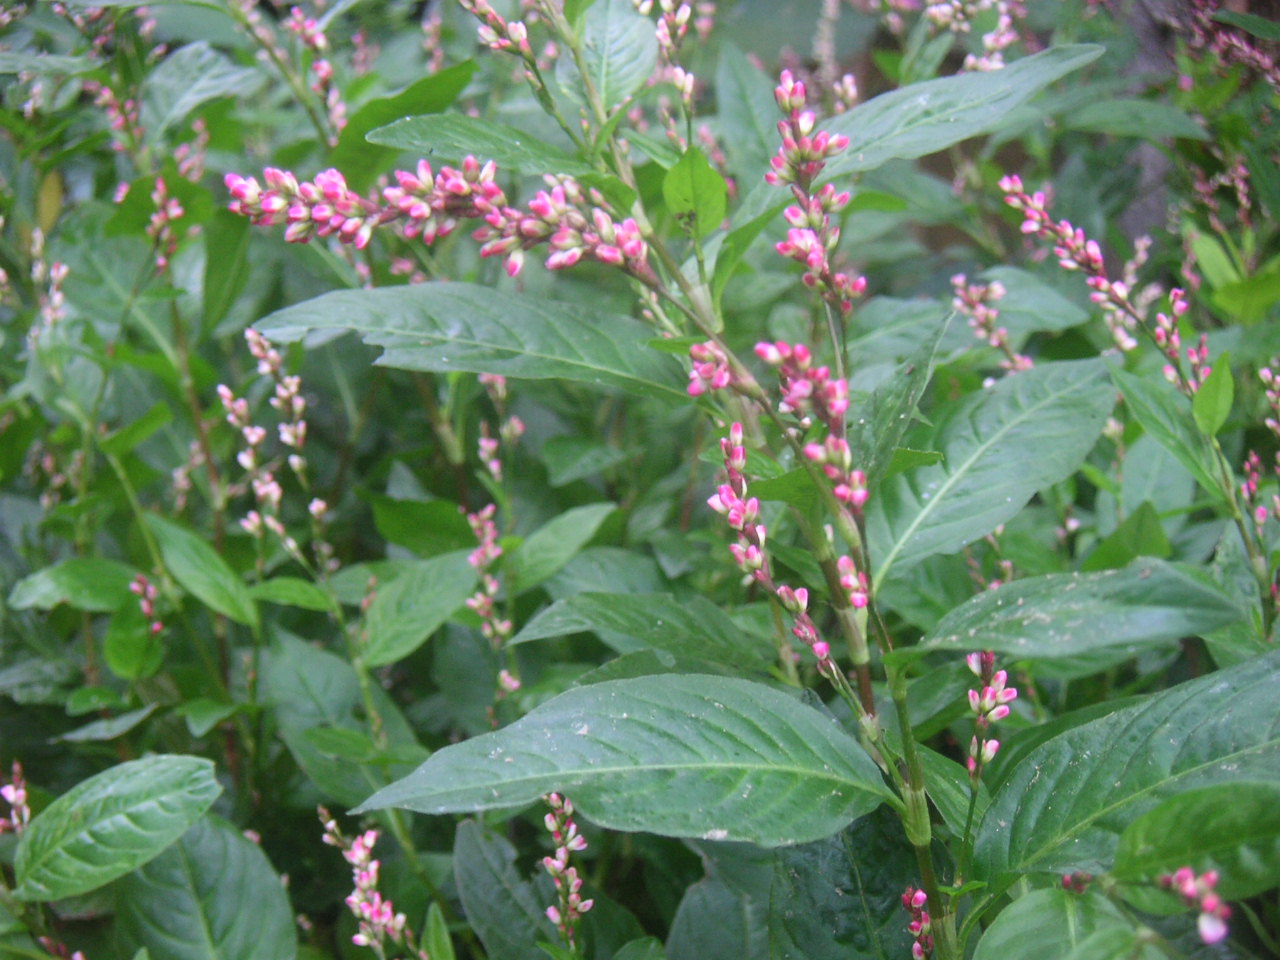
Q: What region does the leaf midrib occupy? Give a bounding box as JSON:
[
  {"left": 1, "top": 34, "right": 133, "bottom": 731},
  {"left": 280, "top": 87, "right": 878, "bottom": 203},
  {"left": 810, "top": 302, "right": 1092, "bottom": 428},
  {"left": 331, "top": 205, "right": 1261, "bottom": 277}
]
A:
[
  {"left": 875, "top": 372, "right": 1090, "bottom": 584},
  {"left": 267, "top": 290, "right": 686, "bottom": 400},
  {"left": 376, "top": 753, "right": 888, "bottom": 812}
]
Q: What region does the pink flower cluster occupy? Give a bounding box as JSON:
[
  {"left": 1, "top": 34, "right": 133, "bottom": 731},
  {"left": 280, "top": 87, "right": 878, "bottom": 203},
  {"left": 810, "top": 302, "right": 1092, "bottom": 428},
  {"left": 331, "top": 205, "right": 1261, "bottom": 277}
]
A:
[
  {"left": 709, "top": 424, "right": 837, "bottom": 673},
  {"left": 283, "top": 5, "right": 327, "bottom": 51},
  {"left": 687, "top": 340, "right": 732, "bottom": 396},
  {"left": 227, "top": 157, "right": 653, "bottom": 283},
  {"left": 965, "top": 650, "right": 1016, "bottom": 782},
  {"left": 460, "top": 0, "right": 532, "bottom": 54},
  {"left": 321, "top": 812, "right": 427, "bottom": 958},
  {"left": 84, "top": 80, "right": 143, "bottom": 155},
  {"left": 465, "top": 504, "right": 513, "bottom": 650},
  {"left": 951, "top": 273, "right": 1031, "bottom": 375},
  {"left": 0, "top": 761, "right": 29, "bottom": 835},
  {"left": 146, "top": 177, "right": 185, "bottom": 272},
  {"left": 926, "top": 0, "right": 1025, "bottom": 71},
  {"left": 902, "top": 887, "right": 933, "bottom": 959},
  {"left": 764, "top": 70, "right": 849, "bottom": 191},
  {"left": 1151, "top": 288, "right": 1213, "bottom": 395},
  {"left": 764, "top": 71, "right": 866, "bottom": 313},
  {"left": 542, "top": 793, "right": 595, "bottom": 946},
  {"left": 999, "top": 174, "right": 1143, "bottom": 352},
  {"left": 476, "top": 176, "right": 654, "bottom": 281},
  {"left": 1160, "top": 866, "right": 1231, "bottom": 945},
  {"left": 755, "top": 341, "right": 868, "bottom": 510},
  {"left": 129, "top": 574, "right": 163, "bottom": 637}
]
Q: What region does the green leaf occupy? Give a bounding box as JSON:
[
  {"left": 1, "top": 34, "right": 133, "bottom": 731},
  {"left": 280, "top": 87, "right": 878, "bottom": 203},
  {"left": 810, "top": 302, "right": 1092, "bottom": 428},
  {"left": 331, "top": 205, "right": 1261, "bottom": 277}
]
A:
[
  {"left": 145, "top": 514, "right": 258, "bottom": 628},
  {"left": 556, "top": 0, "right": 658, "bottom": 112},
  {"left": 1110, "top": 367, "right": 1224, "bottom": 500},
  {"left": 423, "top": 903, "right": 456, "bottom": 960},
  {"left": 368, "top": 114, "right": 592, "bottom": 176},
  {"left": 362, "top": 553, "right": 476, "bottom": 667},
  {"left": 256, "top": 284, "right": 687, "bottom": 403},
  {"left": 247, "top": 577, "right": 333, "bottom": 612},
  {"left": 66, "top": 687, "right": 127, "bottom": 716},
  {"left": 1213, "top": 9, "right": 1280, "bottom": 41},
  {"left": 920, "top": 746, "right": 988, "bottom": 837},
  {"left": 613, "top": 938, "right": 667, "bottom": 960},
  {"left": 978, "top": 266, "right": 1088, "bottom": 336},
  {"left": 13, "top": 756, "right": 221, "bottom": 901},
  {"left": 972, "top": 888, "right": 1127, "bottom": 960},
  {"left": 849, "top": 312, "right": 949, "bottom": 490},
  {"left": 0, "top": 52, "right": 99, "bottom": 76},
  {"left": 1064, "top": 99, "right": 1207, "bottom": 140},
  {"left": 356, "top": 675, "right": 892, "bottom": 846},
  {"left": 884, "top": 448, "right": 944, "bottom": 477},
  {"left": 58, "top": 705, "right": 158, "bottom": 742},
  {"left": 710, "top": 208, "right": 776, "bottom": 307},
  {"left": 663, "top": 147, "right": 728, "bottom": 238},
  {"left": 1061, "top": 929, "right": 1163, "bottom": 960},
  {"left": 974, "top": 650, "right": 1280, "bottom": 882},
  {"left": 176, "top": 698, "right": 238, "bottom": 737},
  {"left": 769, "top": 806, "right": 916, "bottom": 960},
  {"left": 543, "top": 436, "right": 630, "bottom": 487},
  {"left": 1190, "top": 232, "right": 1239, "bottom": 289},
  {"left": 370, "top": 496, "right": 474, "bottom": 556},
  {"left": 1212, "top": 263, "right": 1280, "bottom": 323},
  {"left": 302, "top": 725, "right": 380, "bottom": 762},
  {"left": 454, "top": 821, "right": 555, "bottom": 960},
  {"left": 823, "top": 46, "right": 1104, "bottom": 178},
  {"left": 331, "top": 61, "right": 475, "bottom": 191},
  {"left": 9, "top": 558, "right": 136, "bottom": 613},
  {"left": 141, "top": 42, "right": 262, "bottom": 139},
  {"left": 911, "top": 559, "right": 1241, "bottom": 664},
  {"left": 506, "top": 504, "right": 615, "bottom": 594},
  {"left": 868, "top": 359, "right": 1113, "bottom": 584},
  {"left": 114, "top": 815, "right": 297, "bottom": 960},
  {"left": 1113, "top": 782, "right": 1280, "bottom": 899},
  {"left": 510, "top": 592, "right": 772, "bottom": 665},
  {"left": 105, "top": 605, "right": 165, "bottom": 680},
  {"left": 1192, "top": 353, "right": 1234, "bottom": 435},
  {"left": 715, "top": 43, "right": 778, "bottom": 180},
  {"left": 100, "top": 402, "right": 172, "bottom": 457},
  {"left": 202, "top": 209, "right": 250, "bottom": 333},
  {"left": 1080, "top": 501, "right": 1172, "bottom": 572},
  {"left": 745, "top": 467, "right": 822, "bottom": 512},
  {"left": 264, "top": 634, "right": 423, "bottom": 807},
  {"left": 565, "top": 0, "right": 598, "bottom": 27}
]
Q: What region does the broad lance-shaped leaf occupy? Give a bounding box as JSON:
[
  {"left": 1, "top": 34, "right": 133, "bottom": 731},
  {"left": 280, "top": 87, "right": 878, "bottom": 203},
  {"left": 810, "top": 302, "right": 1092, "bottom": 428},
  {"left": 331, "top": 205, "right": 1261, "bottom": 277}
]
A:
[
  {"left": 973, "top": 649, "right": 1280, "bottom": 882},
  {"left": 256, "top": 283, "right": 686, "bottom": 403},
  {"left": 368, "top": 114, "right": 593, "bottom": 177},
  {"left": 362, "top": 553, "right": 477, "bottom": 668},
  {"left": 900, "top": 559, "right": 1243, "bottom": 663},
  {"left": 114, "top": 815, "right": 297, "bottom": 960},
  {"left": 825, "top": 46, "right": 1102, "bottom": 177},
  {"left": 732, "top": 46, "right": 1103, "bottom": 225},
  {"left": 14, "top": 756, "right": 221, "bottom": 901},
  {"left": 972, "top": 888, "right": 1128, "bottom": 960},
  {"left": 1109, "top": 366, "right": 1223, "bottom": 500},
  {"left": 145, "top": 514, "right": 258, "bottom": 628},
  {"left": 357, "top": 675, "right": 893, "bottom": 846},
  {"left": 510, "top": 592, "right": 774, "bottom": 666},
  {"left": 868, "top": 358, "right": 1113, "bottom": 584},
  {"left": 556, "top": 0, "right": 658, "bottom": 111},
  {"left": 453, "top": 821, "right": 555, "bottom": 960}
]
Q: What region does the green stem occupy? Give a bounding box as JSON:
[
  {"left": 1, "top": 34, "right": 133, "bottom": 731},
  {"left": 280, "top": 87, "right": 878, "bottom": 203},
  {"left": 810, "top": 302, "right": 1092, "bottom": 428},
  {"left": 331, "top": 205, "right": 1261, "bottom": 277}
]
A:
[{"left": 888, "top": 660, "right": 959, "bottom": 960}]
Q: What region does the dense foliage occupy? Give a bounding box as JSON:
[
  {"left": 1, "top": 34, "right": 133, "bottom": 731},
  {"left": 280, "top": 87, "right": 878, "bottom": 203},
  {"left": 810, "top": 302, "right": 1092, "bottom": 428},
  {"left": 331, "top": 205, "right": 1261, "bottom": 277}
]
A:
[{"left": 2, "top": 1, "right": 1279, "bottom": 958}]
